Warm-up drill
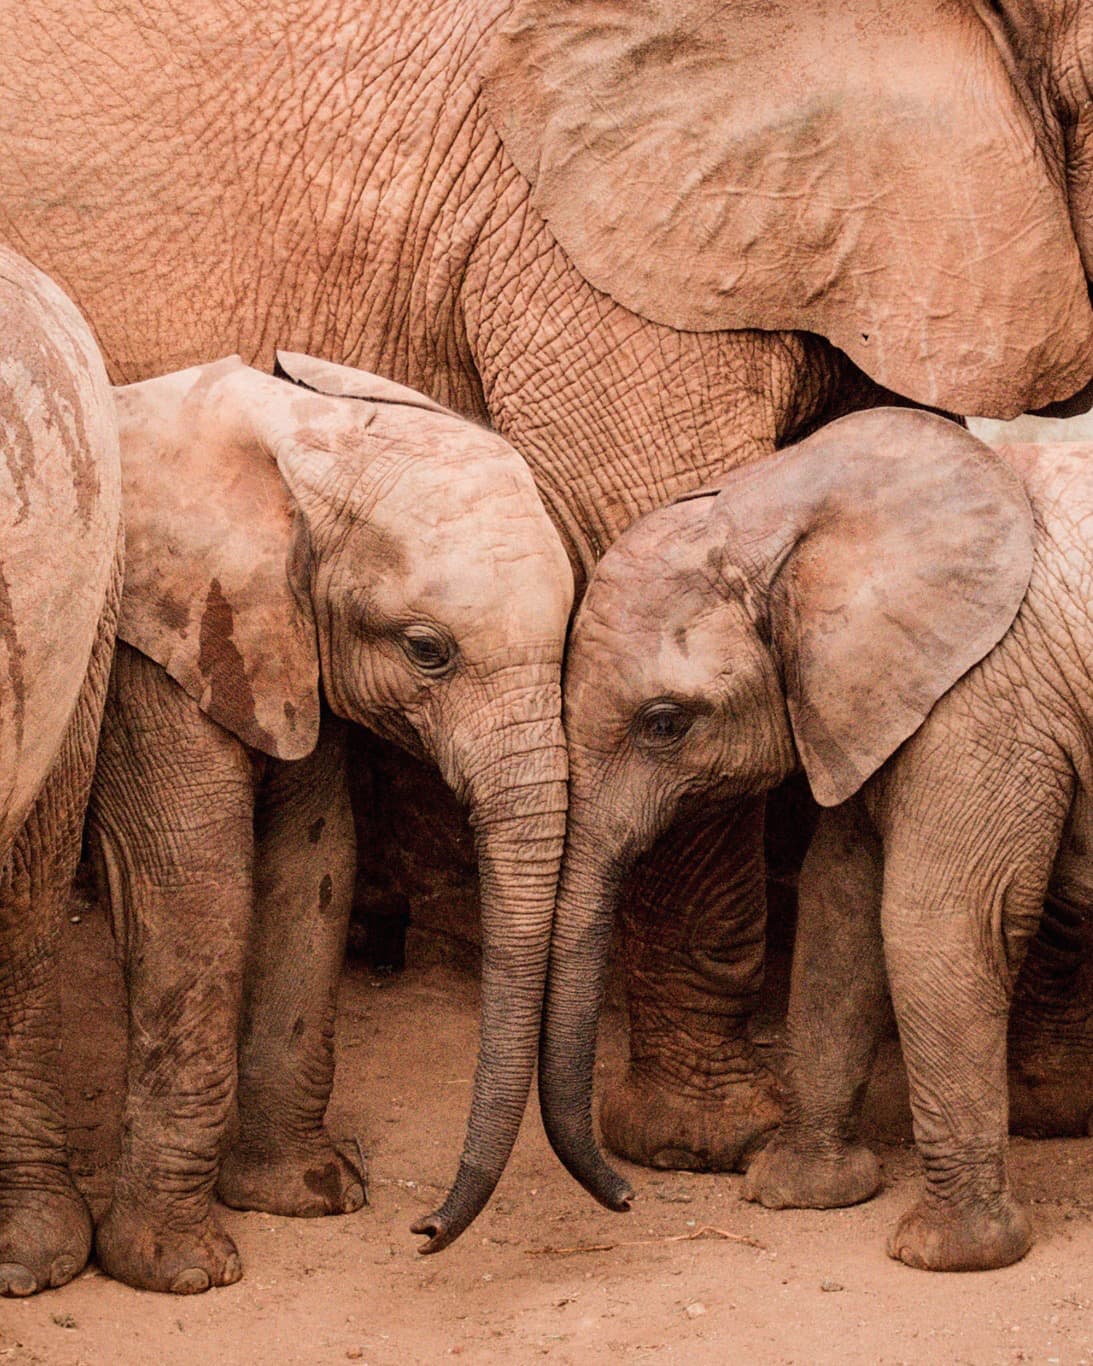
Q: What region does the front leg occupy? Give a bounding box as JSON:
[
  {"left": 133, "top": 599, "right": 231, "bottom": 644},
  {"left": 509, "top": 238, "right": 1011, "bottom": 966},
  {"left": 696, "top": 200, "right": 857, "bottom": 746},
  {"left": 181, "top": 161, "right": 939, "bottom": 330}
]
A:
[
  {"left": 218, "top": 713, "right": 364, "bottom": 1218},
  {"left": 600, "top": 799, "right": 782, "bottom": 1172},
  {"left": 89, "top": 644, "right": 256, "bottom": 1294},
  {"left": 879, "top": 743, "right": 1071, "bottom": 1272},
  {"left": 744, "top": 799, "right": 886, "bottom": 1210}
]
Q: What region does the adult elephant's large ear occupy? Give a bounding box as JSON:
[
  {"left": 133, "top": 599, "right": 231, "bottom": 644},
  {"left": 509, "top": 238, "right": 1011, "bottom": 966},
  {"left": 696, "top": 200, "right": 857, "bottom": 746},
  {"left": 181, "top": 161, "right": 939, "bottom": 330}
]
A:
[
  {"left": 483, "top": 0, "right": 1093, "bottom": 416},
  {"left": 710, "top": 410, "right": 1035, "bottom": 806},
  {"left": 115, "top": 357, "right": 321, "bottom": 760}
]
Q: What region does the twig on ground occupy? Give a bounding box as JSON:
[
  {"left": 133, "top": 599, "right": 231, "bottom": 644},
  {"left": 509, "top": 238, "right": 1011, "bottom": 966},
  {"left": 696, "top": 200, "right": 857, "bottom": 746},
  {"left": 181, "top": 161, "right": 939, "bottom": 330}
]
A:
[
  {"left": 524, "top": 1224, "right": 768, "bottom": 1256},
  {"left": 354, "top": 1136, "right": 370, "bottom": 1205}
]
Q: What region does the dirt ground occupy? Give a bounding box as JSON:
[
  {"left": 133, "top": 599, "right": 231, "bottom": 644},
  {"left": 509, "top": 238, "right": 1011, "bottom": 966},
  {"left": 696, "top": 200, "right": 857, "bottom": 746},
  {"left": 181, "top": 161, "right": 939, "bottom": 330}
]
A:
[{"left": 2, "top": 903, "right": 1091, "bottom": 1366}]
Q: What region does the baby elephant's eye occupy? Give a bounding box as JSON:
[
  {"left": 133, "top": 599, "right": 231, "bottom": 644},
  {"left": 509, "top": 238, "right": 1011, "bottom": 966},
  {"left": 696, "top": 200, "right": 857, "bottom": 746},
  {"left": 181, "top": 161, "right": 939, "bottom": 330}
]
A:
[
  {"left": 634, "top": 700, "right": 693, "bottom": 749},
  {"left": 400, "top": 625, "right": 455, "bottom": 675}
]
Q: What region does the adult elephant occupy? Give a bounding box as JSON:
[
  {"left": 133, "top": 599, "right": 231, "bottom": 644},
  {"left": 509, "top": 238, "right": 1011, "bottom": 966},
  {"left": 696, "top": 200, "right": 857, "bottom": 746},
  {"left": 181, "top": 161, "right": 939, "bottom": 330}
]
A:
[
  {"left": 0, "top": 246, "right": 122, "bottom": 1296},
  {"left": 2, "top": 0, "right": 1093, "bottom": 1178}
]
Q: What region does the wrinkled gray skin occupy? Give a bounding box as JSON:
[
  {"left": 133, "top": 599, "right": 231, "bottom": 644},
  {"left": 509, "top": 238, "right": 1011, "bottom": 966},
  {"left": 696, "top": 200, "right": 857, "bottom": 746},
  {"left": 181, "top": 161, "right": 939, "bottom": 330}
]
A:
[
  {"left": 0, "top": 246, "right": 122, "bottom": 1296},
  {"left": 5, "top": 0, "right": 1093, "bottom": 1187},
  {"left": 85, "top": 353, "right": 572, "bottom": 1293},
  {"left": 545, "top": 408, "right": 1093, "bottom": 1272}
]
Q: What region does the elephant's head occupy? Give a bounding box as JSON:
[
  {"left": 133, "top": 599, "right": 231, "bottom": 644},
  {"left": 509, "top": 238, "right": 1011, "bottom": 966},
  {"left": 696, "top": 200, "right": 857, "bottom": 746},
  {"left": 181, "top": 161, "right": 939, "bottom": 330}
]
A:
[
  {"left": 541, "top": 408, "right": 1037, "bottom": 1209},
  {"left": 483, "top": 0, "right": 1093, "bottom": 418},
  {"left": 114, "top": 353, "right": 574, "bottom": 1250}
]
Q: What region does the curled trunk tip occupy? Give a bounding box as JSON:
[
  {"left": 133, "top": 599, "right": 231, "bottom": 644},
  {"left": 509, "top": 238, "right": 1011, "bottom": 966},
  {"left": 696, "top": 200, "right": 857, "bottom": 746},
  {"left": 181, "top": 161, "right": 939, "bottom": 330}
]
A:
[
  {"left": 410, "top": 1162, "right": 497, "bottom": 1254},
  {"left": 413, "top": 727, "right": 568, "bottom": 1253},
  {"left": 539, "top": 1072, "right": 634, "bottom": 1212}
]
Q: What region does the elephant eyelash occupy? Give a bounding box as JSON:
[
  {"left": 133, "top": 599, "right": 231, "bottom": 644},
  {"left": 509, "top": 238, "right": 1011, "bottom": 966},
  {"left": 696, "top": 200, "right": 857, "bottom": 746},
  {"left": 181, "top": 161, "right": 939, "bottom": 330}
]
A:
[
  {"left": 631, "top": 699, "right": 699, "bottom": 751},
  {"left": 399, "top": 625, "right": 457, "bottom": 675}
]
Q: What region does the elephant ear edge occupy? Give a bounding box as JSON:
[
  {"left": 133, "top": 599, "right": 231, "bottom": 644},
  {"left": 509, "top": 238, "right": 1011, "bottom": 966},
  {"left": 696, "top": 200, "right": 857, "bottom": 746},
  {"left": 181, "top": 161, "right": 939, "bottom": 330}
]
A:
[
  {"left": 714, "top": 410, "right": 1036, "bottom": 807},
  {"left": 115, "top": 358, "right": 321, "bottom": 761},
  {"left": 483, "top": 0, "right": 1093, "bottom": 416}
]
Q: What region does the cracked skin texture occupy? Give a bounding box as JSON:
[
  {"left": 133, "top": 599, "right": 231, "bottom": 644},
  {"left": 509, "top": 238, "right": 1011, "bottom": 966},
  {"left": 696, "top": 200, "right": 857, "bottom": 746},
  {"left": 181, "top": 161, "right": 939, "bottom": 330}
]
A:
[
  {"left": 87, "top": 356, "right": 573, "bottom": 1291},
  {"left": 547, "top": 416, "right": 1093, "bottom": 1269},
  {"left": 0, "top": 246, "right": 122, "bottom": 1298},
  {"left": 5, "top": 1, "right": 1093, "bottom": 1184}
]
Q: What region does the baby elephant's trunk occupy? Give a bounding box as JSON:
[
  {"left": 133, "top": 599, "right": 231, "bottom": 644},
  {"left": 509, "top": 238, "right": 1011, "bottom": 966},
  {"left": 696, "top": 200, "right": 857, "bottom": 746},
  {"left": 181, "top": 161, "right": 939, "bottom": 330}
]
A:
[
  {"left": 413, "top": 700, "right": 569, "bottom": 1251},
  {"left": 537, "top": 822, "right": 634, "bottom": 1212}
]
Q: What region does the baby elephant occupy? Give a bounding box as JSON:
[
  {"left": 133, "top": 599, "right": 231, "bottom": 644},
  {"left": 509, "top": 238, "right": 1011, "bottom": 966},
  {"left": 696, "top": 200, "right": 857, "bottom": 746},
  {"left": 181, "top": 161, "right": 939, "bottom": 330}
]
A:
[
  {"left": 541, "top": 407, "right": 1093, "bottom": 1272},
  {"left": 89, "top": 353, "right": 573, "bottom": 1292}
]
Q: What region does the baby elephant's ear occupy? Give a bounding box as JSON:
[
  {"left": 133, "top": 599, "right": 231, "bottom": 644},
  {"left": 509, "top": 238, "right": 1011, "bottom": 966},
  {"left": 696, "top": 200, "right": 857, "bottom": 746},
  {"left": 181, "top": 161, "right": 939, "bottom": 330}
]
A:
[
  {"left": 115, "top": 357, "right": 321, "bottom": 759},
  {"left": 717, "top": 411, "right": 1035, "bottom": 807}
]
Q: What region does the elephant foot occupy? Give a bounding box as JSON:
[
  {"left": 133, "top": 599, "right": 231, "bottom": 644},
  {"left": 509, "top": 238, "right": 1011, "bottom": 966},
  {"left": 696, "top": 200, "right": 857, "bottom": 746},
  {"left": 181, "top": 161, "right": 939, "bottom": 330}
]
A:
[
  {"left": 742, "top": 1134, "right": 881, "bottom": 1209},
  {"left": 95, "top": 1190, "right": 242, "bottom": 1294},
  {"left": 598, "top": 1062, "right": 782, "bottom": 1172},
  {"left": 886, "top": 1193, "right": 1032, "bottom": 1272},
  {"left": 218, "top": 1136, "right": 366, "bottom": 1218},
  {"left": 0, "top": 1176, "right": 92, "bottom": 1296}
]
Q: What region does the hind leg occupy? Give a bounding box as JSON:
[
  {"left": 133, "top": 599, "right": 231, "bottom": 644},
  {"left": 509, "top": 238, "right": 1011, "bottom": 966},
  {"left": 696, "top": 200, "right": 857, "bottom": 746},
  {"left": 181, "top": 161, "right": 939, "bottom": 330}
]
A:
[
  {"left": 879, "top": 746, "right": 1070, "bottom": 1272},
  {"left": 1008, "top": 796, "right": 1093, "bottom": 1137},
  {"left": 0, "top": 593, "right": 117, "bottom": 1296}
]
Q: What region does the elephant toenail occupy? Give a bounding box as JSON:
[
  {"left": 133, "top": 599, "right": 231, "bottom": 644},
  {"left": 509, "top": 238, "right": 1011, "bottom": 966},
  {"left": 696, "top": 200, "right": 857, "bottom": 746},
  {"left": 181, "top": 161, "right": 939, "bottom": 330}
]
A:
[
  {"left": 49, "top": 1254, "right": 79, "bottom": 1287},
  {"left": 343, "top": 1182, "right": 365, "bottom": 1212},
  {"left": 221, "top": 1252, "right": 243, "bottom": 1284},
  {"left": 170, "top": 1267, "right": 211, "bottom": 1294},
  {"left": 0, "top": 1263, "right": 37, "bottom": 1297}
]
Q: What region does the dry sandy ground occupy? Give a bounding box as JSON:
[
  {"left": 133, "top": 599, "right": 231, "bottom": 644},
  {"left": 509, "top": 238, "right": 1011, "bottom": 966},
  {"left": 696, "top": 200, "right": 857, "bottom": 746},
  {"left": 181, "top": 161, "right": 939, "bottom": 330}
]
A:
[{"left": 2, "top": 904, "right": 1091, "bottom": 1366}]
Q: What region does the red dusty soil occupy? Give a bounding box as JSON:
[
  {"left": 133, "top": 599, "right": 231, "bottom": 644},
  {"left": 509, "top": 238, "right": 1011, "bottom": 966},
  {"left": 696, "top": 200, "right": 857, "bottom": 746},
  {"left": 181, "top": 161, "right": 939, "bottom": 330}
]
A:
[{"left": 2, "top": 903, "right": 1091, "bottom": 1366}]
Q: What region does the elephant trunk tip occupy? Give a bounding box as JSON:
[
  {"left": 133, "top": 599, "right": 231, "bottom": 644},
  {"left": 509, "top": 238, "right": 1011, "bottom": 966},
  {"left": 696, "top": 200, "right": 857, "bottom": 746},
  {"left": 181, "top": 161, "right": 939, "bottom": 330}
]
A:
[
  {"left": 573, "top": 1153, "right": 634, "bottom": 1215},
  {"left": 542, "top": 1111, "right": 635, "bottom": 1213},
  {"left": 410, "top": 1212, "right": 456, "bottom": 1257},
  {"left": 410, "top": 1160, "right": 496, "bottom": 1255}
]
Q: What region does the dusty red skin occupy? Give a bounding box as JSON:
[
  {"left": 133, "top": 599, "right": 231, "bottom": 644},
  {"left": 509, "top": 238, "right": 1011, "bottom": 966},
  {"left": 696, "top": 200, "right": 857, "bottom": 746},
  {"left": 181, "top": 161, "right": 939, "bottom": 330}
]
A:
[
  {"left": 4, "top": 0, "right": 1093, "bottom": 1217},
  {"left": 545, "top": 409, "right": 1093, "bottom": 1271},
  {"left": 0, "top": 246, "right": 122, "bottom": 1298},
  {"left": 88, "top": 353, "right": 573, "bottom": 1292}
]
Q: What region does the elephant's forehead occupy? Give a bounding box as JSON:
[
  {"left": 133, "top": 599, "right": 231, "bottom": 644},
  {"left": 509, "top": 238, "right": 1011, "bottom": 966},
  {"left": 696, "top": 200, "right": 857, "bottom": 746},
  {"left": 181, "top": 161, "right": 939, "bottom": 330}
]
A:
[
  {"left": 419, "top": 549, "right": 571, "bottom": 640},
  {"left": 579, "top": 545, "right": 713, "bottom": 647},
  {"left": 569, "top": 588, "right": 730, "bottom": 714},
  {"left": 357, "top": 450, "right": 563, "bottom": 561},
  {"left": 340, "top": 493, "right": 572, "bottom": 645}
]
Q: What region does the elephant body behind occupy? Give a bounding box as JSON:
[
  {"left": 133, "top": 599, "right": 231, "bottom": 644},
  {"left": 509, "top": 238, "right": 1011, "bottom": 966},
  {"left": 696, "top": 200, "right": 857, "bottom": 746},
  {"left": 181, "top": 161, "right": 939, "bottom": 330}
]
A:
[{"left": 0, "top": 246, "right": 122, "bottom": 1296}]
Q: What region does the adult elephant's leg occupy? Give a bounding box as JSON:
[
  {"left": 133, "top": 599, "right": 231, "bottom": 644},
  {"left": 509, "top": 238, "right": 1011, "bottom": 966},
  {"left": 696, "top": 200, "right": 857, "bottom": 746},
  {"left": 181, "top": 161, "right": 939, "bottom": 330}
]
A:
[
  {"left": 89, "top": 644, "right": 255, "bottom": 1294},
  {"left": 0, "top": 585, "right": 118, "bottom": 1297},
  {"left": 218, "top": 712, "right": 364, "bottom": 1218},
  {"left": 744, "top": 800, "right": 886, "bottom": 1209},
  {"left": 599, "top": 799, "right": 782, "bottom": 1171}
]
